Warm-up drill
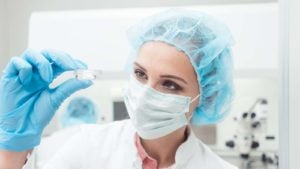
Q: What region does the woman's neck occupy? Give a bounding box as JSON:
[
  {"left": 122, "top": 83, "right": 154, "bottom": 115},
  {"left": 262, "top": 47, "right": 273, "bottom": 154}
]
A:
[{"left": 140, "top": 126, "right": 188, "bottom": 168}]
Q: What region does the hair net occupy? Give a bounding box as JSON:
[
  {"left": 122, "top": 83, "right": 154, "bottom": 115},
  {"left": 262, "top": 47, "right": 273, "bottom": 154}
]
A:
[
  {"left": 126, "top": 8, "right": 234, "bottom": 125},
  {"left": 61, "top": 97, "right": 98, "bottom": 128}
]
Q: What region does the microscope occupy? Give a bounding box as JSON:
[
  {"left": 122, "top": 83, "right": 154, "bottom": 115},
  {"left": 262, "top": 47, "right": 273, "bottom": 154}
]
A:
[{"left": 225, "top": 98, "right": 278, "bottom": 169}]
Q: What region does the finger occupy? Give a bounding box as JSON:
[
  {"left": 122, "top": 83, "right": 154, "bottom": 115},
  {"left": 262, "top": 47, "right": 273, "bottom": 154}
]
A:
[
  {"left": 2, "top": 57, "right": 33, "bottom": 85},
  {"left": 41, "top": 49, "right": 88, "bottom": 78},
  {"left": 21, "top": 49, "right": 53, "bottom": 83},
  {"left": 50, "top": 79, "right": 93, "bottom": 109}
]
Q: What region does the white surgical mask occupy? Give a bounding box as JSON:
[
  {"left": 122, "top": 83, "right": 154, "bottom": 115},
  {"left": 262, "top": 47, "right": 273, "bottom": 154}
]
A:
[{"left": 123, "top": 76, "right": 200, "bottom": 140}]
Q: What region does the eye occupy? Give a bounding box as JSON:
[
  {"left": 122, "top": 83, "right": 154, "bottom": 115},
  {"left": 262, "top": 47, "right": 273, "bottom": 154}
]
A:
[
  {"left": 134, "top": 69, "right": 148, "bottom": 80},
  {"left": 162, "top": 80, "right": 182, "bottom": 92}
]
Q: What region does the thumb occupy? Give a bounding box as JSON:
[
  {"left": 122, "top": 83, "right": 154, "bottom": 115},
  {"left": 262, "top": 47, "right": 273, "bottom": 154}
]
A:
[{"left": 51, "top": 79, "right": 93, "bottom": 109}]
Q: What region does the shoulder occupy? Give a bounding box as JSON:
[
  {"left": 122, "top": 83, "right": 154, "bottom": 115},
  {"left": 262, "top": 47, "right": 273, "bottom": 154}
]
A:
[
  {"left": 72, "top": 120, "right": 135, "bottom": 149},
  {"left": 43, "top": 120, "right": 135, "bottom": 168},
  {"left": 75, "top": 119, "right": 135, "bottom": 144},
  {"left": 79, "top": 119, "right": 133, "bottom": 136}
]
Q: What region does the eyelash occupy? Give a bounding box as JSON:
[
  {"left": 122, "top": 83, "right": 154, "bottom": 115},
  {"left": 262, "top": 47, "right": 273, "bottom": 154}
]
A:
[
  {"left": 133, "top": 68, "right": 183, "bottom": 93},
  {"left": 134, "top": 69, "right": 148, "bottom": 80},
  {"left": 162, "top": 80, "right": 182, "bottom": 92}
]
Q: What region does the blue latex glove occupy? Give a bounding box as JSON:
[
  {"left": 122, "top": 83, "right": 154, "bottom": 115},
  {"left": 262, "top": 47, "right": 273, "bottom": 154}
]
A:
[{"left": 0, "top": 49, "right": 93, "bottom": 151}]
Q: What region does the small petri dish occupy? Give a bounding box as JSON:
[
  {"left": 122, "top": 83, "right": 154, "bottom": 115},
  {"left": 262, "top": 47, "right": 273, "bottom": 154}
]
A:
[{"left": 74, "top": 69, "right": 103, "bottom": 81}]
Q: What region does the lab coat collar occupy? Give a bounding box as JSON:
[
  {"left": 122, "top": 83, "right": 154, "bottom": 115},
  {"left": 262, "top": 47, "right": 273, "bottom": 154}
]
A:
[
  {"left": 125, "top": 121, "right": 203, "bottom": 169},
  {"left": 125, "top": 121, "right": 143, "bottom": 168},
  {"left": 174, "top": 125, "right": 203, "bottom": 168}
]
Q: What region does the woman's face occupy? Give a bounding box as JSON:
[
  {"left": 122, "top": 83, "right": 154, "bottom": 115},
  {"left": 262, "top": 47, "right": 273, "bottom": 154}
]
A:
[{"left": 133, "top": 41, "right": 200, "bottom": 117}]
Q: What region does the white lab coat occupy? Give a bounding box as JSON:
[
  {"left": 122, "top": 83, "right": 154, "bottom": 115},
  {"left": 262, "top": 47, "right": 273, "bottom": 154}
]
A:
[{"left": 24, "top": 120, "right": 238, "bottom": 169}]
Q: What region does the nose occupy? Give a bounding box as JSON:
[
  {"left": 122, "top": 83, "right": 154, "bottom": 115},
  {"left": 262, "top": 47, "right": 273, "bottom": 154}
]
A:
[
  {"left": 146, "top": 79, "right": 157, "bottom": 90},
  {"left": 144, "top": 77, "right": 160, "bottom": 91}
]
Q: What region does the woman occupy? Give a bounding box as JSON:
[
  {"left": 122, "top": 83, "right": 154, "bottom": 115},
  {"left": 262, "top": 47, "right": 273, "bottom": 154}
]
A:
[{"left": 0, "top": 9, "right": 236, "bottom": 169}]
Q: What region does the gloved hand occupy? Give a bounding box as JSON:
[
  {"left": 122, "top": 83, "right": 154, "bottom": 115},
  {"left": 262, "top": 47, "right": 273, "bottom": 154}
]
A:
[{"left": 0, "top": 49, "right": 93, "bottom": 151}]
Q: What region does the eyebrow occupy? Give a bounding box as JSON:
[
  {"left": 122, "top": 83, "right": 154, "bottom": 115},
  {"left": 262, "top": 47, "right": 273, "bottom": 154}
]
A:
[
  {"left": 134, "top": 62, "right": 147, "bottom": 72},
  {"left": 134, "top": 62, "right": 188, "bottom": 85},
  {"left": 160, "top": 75, "right": 188, "bottom": 84}
]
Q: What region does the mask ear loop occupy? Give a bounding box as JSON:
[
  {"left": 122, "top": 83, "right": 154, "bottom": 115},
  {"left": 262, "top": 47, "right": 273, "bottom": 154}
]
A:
[
  {"left": 190, "top": 94, "right": 200, "bottom": 104},
  {"left": 187, "top": 94, "right": 201, "bottom": 121}
]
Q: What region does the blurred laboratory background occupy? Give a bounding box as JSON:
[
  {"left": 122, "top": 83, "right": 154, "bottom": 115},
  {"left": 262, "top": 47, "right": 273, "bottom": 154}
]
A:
[{"left": 0, "top": 0, "right": 299, "bottom": 169}]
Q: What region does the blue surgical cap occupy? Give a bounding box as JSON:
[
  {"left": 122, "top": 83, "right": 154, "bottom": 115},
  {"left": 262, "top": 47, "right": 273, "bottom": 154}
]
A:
[
  {"left": 126, "top": 8, "right": 234, "bottom": 125},
  {"left": 61, "top": 97, "right": 98, "bottom": 128}
]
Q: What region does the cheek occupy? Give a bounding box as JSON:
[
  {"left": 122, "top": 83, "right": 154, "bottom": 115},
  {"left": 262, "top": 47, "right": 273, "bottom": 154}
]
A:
[
  {"left": 190, "top": 98, "right": 200, "bottom": 113},
  {"left": 187, "top": 83, "right": 201, "bottom": 109}
]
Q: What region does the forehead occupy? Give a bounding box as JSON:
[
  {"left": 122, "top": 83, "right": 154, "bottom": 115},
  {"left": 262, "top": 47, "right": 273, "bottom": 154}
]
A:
[{"left": 136, "top": 41, "right": 196, "bottom": 79}]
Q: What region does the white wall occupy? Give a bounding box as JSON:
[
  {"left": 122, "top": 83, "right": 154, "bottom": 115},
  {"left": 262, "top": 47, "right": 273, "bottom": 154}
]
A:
[
  {"left": 288, "top": 0, "right": 300, "bottom": 168},
  {"left": 3, "top": 0, "right": 275, "bottom": 57},
  {"left": 279, "top": 0, "right": 300, "bottom": 168},
  {"left": 0, "top": 0, "right": 7, "bottom": 71},
  {"left": 28, "top": 4, "right": 279, "bottom": 72}
]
